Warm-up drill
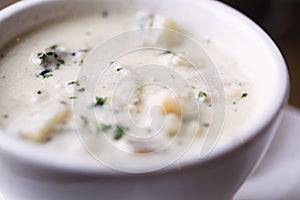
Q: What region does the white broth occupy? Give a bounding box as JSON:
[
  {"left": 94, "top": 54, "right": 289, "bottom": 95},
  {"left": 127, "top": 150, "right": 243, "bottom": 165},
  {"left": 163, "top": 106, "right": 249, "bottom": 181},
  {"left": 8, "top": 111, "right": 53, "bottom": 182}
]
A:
[{"left": 0, "top": 11, "right": 253, "bottom": 168}]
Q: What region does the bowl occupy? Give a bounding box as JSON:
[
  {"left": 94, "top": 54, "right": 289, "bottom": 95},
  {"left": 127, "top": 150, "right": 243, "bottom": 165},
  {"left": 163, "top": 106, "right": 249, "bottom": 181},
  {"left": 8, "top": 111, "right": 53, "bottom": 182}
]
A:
[{"left": 0, "top": 0, "right": 289, "bottom": 199}]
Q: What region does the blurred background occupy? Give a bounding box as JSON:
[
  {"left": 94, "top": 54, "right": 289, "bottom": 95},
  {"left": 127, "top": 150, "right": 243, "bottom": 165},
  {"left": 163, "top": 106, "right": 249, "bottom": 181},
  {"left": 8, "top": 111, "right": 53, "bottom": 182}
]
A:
[
  {"left": 1, "top": 0, "right": 299, "bottom": 108},
  {"left": 220, "top": 0, "right": 300, "bottom": 108}
]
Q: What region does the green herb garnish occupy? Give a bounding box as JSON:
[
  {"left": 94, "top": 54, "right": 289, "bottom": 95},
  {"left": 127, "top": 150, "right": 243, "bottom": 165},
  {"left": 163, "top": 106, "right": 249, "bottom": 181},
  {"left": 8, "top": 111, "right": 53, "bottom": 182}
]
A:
[
  {"left": 162, "top": 50, "right": 176, "bottom": 55},
  {"left": 36, "top": 46, "right": 65, "bottom": 71},
  {"left": 114, "top": 125, "right": 125, "bottom": 140},
  {"left": 69, "top": 96, "right": 77, "bottom": 100},
  {"left": 49, "top": 44, "right": 58, "bottom": 50},
  {"left": 241, "top": 92, "right": 248, "bottom": 98},
  {"left": 39, "top": 69, "right": 53, "bottom": 78},
  {"left": 78, "top": 88, "right": 85, "bottom": 92},
  {"left": 56, "top": 63, "right": 61, "bottom": 69},
  {"left": 46, "top": 52, "right": 58, "bottom": 57},
  {"left": 94, "top": 97, "right": 107, "bottom": 107},
  {"left": 67, "top": 80, "right": 80, "bottom": 86},
  {"left": 37, "top": 53, "right": 47, "bottom": 66},
  {"left": 198, "top": 91, "right": 207, "bottom": 98},
  {"left": 96, "top": 122, "right": 112, "bottom": 132},
  {"left": 80, "top": 59, "right": 84, "bottom": 65},
  {"left": 57, "top": 59, "right": 65, "bottom": 65},
  {"left": 55, "top": 59, "right": 65, "bottom": 69},
  {"left": 78, "top": 49, "right": 89, "bottom": 53}
]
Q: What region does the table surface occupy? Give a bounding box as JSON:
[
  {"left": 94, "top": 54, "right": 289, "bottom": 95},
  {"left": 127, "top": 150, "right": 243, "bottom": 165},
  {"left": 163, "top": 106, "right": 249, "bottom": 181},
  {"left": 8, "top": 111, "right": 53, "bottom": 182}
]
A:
[{"left": 236, "top": 106, "right": 300, "bottom": 200}]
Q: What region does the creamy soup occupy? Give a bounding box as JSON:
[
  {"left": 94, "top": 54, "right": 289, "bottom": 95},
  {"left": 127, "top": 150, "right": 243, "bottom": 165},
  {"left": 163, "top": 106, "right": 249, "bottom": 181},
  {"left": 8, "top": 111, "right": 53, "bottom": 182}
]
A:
[{"left": 0, "top": 10, "right": 252, "bottom": 169}]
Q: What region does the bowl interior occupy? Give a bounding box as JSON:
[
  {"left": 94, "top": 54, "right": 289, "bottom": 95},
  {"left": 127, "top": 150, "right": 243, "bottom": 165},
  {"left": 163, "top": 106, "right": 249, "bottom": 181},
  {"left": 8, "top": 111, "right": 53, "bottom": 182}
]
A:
[{"left": 0, "top": 0, "right": 289, "bottom": 174}]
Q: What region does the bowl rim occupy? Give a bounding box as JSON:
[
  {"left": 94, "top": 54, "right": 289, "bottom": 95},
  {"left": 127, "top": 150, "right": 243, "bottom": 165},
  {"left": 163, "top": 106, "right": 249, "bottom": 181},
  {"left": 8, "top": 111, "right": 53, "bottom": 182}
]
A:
[{"left": 0, "top": 0, "right": 290, "bottom": 177}]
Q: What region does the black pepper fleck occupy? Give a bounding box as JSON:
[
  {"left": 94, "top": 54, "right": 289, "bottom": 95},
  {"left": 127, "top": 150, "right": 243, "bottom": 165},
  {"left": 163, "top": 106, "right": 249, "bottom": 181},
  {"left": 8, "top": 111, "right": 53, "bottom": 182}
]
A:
[
  {"left": 37, "top": 91, "right": 42, "bottom": 95},
  {"left": 3, "top": 114, "right": 8, "bottom": 119},
  {"left": 60, "top": 101, "right": 67, "bottom": 105},
  {"left": 202, "top": 123, "right": 210, "bottom": 127},
  {"left": 102, "top": 11, "right": 109, "bottom": 18}
]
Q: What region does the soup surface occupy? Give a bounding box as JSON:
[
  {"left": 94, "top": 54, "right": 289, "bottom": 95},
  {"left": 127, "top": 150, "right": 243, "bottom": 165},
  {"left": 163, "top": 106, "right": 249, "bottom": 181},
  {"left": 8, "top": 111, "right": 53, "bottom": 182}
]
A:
[{"left": 0, "top": 10, "right": 252, "bottom": 169}]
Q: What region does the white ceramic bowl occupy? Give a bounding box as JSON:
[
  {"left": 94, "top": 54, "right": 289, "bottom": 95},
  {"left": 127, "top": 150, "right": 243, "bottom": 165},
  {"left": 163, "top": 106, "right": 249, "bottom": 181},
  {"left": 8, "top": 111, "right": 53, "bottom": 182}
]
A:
[{"left": 0, "top": 0, "right": 289, "bottom": 199}]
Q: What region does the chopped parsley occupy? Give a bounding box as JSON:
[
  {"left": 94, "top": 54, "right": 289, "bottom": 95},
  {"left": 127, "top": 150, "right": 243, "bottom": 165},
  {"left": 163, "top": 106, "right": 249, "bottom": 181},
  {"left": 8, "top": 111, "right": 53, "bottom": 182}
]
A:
[
  {"left": 94, "top": 96, "right": 107, "bottom": 107},
  {"left": 45, "top": 52, "right": 58, "bottom": 57},
  {"left": 57, "top": 59, "right": 65, "bottom": 65},
  {"left": 39, "top": 69, "right": 53, "bottom": 78},
  {"left": 55, "top": 63, "right": 61, "bottom": 69},
  {"left": 49, "top": 44, "right": 58, "bottom": 50},
  {"left": 37, "top": 53, "right": 46, "bottom": 66},
  {"left": 96, "top": 122, "right": 112, "bottom": 132},
  {"left": 36, "top": 45, "right": 88, "bottom": 71},
  {"left": 198, "top": 91, "right": 207, "bottom": 98},
  {"left": 241, "top": 92, "right": 248, "bottom": 98},
  {"left": 114, "top": 125, "right": 125, "bottom": 140},
  {"left": 78, "top": 88, "right": 85, "bottom": 92},
  {"left": 78, "top": 49, "right": 89, "bottom": 53},
  {"left": 162, "top": 50, "right": 176, "bottom": 55},
  {"left": 80, "top": 59, "right": 84, "bottom": 65},
  {"left": 67, "top": 80, "right": 80, "bottom": 86},
  {"left": 36, "top": 45, "right": 66, "bottom": 74},
  {"left": 69, "top": 96, "right": 77, "bottom": 100}
]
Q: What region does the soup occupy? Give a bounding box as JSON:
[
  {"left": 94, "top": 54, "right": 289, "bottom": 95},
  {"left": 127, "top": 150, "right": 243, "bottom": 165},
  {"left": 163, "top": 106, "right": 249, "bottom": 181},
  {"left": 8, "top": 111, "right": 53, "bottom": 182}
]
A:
[{"left": 0, "top": 10, "right": 252, "bottom": 169}]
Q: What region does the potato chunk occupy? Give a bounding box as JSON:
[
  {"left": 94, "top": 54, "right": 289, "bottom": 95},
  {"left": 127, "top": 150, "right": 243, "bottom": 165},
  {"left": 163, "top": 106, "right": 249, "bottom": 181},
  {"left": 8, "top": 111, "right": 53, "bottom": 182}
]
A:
[
  {"left": 160, "top": 52, "right": 190, "bottom": 67},
  {"left": 8, "top": 102, "right": 71, "bottom": 143},
  {"left": 133, "top": 10, "right": 180, "bottom": 45},
  {"left": 161, "top": 95, "right": 181, "bottom": 116}
]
